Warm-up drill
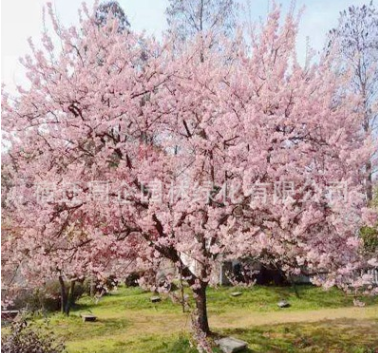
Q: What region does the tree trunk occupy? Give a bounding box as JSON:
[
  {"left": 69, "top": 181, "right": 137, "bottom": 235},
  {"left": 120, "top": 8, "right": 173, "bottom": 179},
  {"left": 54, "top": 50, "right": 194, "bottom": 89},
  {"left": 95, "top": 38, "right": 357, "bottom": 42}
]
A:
[
  {"left": 366, "top": 159, "right": 373, "bottom": 202},
  {"left": 90, "top": 275, "right": 96, "bottom": 298},
  {"left": 193, "top": 283, "right": 210, "bottom": 336},
  {"left": 58, "top": 275, "right": 67, "bottom": 315},
  {"left": 65, "top": 280, "right": 76, "bottom": 316},
  {"left": 287, "top": 274, "right": 300, "bottom": 299},
  {"left": 362, "top": 94, "right": 373, "bottom": 203}
]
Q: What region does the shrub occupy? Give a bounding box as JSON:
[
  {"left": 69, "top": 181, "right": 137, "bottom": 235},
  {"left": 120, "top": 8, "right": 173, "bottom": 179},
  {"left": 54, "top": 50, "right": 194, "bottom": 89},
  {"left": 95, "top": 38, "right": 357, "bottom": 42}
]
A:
[
  {"left": 361, "top": 226, "right": 378, "bottom": 252},
  {"left": 125, "top": 272, "right": 140, "bottom": 287},
  {"left": 9, "top": 280, "right": 88, "bottom": 314},
  {"left": 9, "top": 287, "right": 60, "bottom": 314},
  {"left": 1, "top": 320, "right": 66, "bottom": 353}
]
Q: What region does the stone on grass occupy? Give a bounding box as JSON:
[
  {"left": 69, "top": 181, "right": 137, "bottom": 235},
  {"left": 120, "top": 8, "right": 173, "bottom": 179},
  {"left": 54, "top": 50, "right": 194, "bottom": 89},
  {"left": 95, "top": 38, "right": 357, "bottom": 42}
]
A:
[
  {"left": 277, "top": 300, "right": 290, "bottom": 308},
  {"left": 81, "top": 314, "right": 97, "bottom": 322},
  {"left": 215, "top": 337, "right": 248, "bottom": 353},
  {"left": 1, "top": 310, "right": 19, "bottom": 322},
  {"left": 150, "top": 296, "right": 161, "bottom": 303},
  {"left": 230, "top": 292, "right": 242, "bottom": 297}
]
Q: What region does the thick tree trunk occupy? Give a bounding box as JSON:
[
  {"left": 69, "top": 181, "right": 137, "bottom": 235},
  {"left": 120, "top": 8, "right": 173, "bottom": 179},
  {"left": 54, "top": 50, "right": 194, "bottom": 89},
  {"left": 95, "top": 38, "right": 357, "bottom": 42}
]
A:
[
  {"left": 145, "top": 218, "right": 212, "bottom": 335},
  {"left": 193, "top": 283, "right": 210, "bottom": 336},
  {"left": 65, "top": 280, "right": 76, "bottom": 316},
  {"left": 58, "top": 275, "right": 67, "bottom": 315},
  {"left": 89, "top": 275, "right": 97, "bottom": 298}
]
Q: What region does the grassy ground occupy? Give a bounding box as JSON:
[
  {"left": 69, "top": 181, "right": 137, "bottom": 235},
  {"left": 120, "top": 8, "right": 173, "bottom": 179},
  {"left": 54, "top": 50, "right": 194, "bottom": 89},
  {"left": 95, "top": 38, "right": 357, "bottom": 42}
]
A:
[{"left": 26, "top": 285, "right": 378, "bottom": 352}]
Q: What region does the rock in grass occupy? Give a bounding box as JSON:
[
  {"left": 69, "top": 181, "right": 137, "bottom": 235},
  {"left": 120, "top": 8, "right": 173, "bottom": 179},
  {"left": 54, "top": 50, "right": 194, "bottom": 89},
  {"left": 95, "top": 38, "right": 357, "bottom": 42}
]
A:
[
  {"left": 230, "top": 292, "right": 242, "bottom": 297},
  {"left": 150, "top": 296, "right": 161, "bottom": 303},
  {"left": 1, "top": 310, "right": 19, "bottom": 322},
  {"left": 81, "top": 314, "right": 97, "bottom": 322},
  {"left": 277, "top": 300, "right": 290, "bottom": 308},
  {"left": 215, "top": 337, "right": 248, "bottom": 353}
]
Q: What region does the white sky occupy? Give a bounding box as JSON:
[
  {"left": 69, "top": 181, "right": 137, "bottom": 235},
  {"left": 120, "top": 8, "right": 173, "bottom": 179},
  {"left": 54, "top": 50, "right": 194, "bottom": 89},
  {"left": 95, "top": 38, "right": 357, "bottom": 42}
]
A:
[{"left": 0, "top": 0, "right": 370, "bottom": 92}]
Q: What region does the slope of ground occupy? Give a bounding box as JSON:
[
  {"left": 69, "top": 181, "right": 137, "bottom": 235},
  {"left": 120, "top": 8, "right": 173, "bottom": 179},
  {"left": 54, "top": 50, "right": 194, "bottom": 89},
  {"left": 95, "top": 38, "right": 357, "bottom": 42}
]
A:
[{"left": 28, "top": 285, "right": 378, "bottom": 353}]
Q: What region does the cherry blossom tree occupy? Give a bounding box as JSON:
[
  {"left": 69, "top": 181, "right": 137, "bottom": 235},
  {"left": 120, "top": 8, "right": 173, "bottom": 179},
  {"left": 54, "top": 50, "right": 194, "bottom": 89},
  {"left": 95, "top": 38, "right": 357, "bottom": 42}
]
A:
[
  {"left": 2, "top": 3, "right": 376, "bottom": 342},
  {"left": 1, "top": 168, "right": 136, "bottom": 315}
]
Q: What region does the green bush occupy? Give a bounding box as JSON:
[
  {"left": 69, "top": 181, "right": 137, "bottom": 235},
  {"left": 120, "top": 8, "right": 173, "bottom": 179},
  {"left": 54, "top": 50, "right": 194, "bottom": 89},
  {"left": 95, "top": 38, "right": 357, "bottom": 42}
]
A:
[
  {"left": 10, "top": 280, "right": 88, "bottom": 314},
  {"left": 361, "top": 226, "right": 378, "bottom": 252},
  {"left": 1, "top": 320, "right": 66, "bottom": 353},
  {"left": 125, "top": 272, "right": 140, "bottom": 287}
]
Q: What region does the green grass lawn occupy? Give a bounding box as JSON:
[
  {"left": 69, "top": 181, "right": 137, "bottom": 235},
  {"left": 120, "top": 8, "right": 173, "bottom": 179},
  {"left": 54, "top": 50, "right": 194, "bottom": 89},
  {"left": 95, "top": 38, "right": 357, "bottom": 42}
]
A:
[{"left": 22, "top": 285, "right": 378, "bottom": 352}]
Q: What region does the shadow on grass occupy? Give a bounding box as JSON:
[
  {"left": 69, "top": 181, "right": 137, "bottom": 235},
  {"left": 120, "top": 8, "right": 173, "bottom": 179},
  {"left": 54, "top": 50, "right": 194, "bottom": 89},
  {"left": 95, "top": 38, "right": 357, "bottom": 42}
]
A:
[
  {"left": 71, "top": 285, "right": 378, "bottom": 318},
  {"left": 220, "top": 318, "right": 378, "bottom": 353}
]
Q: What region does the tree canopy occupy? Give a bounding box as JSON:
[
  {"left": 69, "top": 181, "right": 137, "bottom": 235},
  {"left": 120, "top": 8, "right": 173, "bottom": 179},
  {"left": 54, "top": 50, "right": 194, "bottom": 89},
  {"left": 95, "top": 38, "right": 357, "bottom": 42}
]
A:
[{"left": 2, "top": 2, "right": 378, "bottom": 345}]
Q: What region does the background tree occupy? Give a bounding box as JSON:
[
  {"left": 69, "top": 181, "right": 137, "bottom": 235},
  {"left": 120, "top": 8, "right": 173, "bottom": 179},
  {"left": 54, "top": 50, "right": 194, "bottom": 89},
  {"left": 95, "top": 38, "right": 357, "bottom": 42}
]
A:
[
  {"left": 166, "top": 0, "right": 237, "bottom": 56},
  {"left": 96, "top": 0, "right": 130, "bottom": 31},
  {"left": 328, "top": 1, "right": 378, "bottom": 201}
]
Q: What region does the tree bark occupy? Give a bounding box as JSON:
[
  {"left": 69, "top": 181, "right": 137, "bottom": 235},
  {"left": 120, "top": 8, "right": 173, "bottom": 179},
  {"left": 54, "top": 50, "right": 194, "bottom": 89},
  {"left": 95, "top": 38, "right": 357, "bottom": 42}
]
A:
[
  {"left": 362, "top": 87, "right": 373, "bottom": 203},
  {"left": 366, "top": 159, "right": 373, "bottom": 202},
  {"left": 193, "top": 282, "right": 210, "bottom": 336},
  {"left": 65, "top": 280, "right": 76, "bottom": 316},
  {"left": 146, "top": 218, "right": 212, "bottom": 336},
  {"left": 58, "top": 275, "right": 67, "bottom": 315}
]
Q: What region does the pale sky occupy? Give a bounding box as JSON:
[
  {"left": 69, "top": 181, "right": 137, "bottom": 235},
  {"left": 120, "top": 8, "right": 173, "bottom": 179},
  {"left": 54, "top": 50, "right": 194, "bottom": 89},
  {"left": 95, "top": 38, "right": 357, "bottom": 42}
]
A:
[{"left": 1, "top": 0, "right": 370, "bottom": 92}]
